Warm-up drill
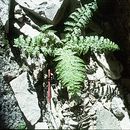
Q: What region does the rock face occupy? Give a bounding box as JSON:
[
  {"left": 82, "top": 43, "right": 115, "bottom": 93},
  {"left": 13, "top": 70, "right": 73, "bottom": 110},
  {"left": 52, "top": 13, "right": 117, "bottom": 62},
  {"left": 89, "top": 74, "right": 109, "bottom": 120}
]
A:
[
  {"left": 95, "top": 53, "right": 123, "bottom": 80},
  {"left": 111, "top": 97, "right": 125, "bottom": 120},
  {"left": 10, "top": 72, "right": 41, "bottom": 126},
  {"left": 0, "top": 0, "right": 9, "bottom": 25},
  {"left": 15, "top": 0, "right": 63, "bottom": 21},
  {"left": 96, "top": 107, "right": 121, "bottom": 129},
  {"left": 0, "top": 52, "right": 26, "bottom": 129}
]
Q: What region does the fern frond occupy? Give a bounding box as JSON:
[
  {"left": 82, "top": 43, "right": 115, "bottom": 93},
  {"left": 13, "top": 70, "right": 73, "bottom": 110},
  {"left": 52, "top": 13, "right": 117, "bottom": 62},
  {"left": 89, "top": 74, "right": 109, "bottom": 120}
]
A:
[
  {"left": 14, "top": 25, "right": 63, "bottom": 57},
  {"left": 64, "top": 35, "right": 119, "bottom": 56},
  {"left": 84, "top": 36, "right": 119, "bottom": 53},
  {"left": 54, "top": 49, "right": 86, "bottom": 98},
  {"left": 64, "top": 1, "right": 98, "bottom": 35}
]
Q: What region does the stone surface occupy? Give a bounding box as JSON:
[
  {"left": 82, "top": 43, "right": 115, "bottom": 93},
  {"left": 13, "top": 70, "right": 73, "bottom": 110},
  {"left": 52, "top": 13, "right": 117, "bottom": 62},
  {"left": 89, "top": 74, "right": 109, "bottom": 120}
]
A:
[
  {"left": 0, "top": 49, "right": 26, "bottom": 129},
  {"left": 20, "top": 23, "right": 40, "bottom": 38},
  {"left": 0, "top": 0, "right": 9, "bottom": 25},
  {"left": 15, "top": 0, "right": 63, "bottom": 21},
  {"left": 120, "top": 111, "right": 130, "bottom": 129},
  {"left": 35, "top": 122, "right": 48, "bottom": 129},
  {"left": 86, "top": 57, "right": 105, "bottom": 81},
  {"left": 10, "top": 72, "right": 41, "bottom": 125},
  {"left": 96, "top": 107, "right": 121, "bottom": 129},
  {"left": 95, "top": 53, "right": 123, "bottom": 80},
  {"left": 111, "top": 97, "right": 125, "bottom": 120}
]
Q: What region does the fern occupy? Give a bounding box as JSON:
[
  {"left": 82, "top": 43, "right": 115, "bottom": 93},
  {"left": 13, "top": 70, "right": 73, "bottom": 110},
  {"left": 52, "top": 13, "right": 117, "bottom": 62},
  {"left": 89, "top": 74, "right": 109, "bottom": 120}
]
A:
[
  {"left": 14, "top": 25, "right": 62, "bottom": 57},
  {"left": 14, "top": 0, "right": 120, "bottom": 100},
  {"left": 64, "top": 35, "right": 119, "bottom": 55},
  {"left": 54, "top": 49, "right": 86, "bottom": 97},
  {"left": 64, "top": 1, "right": 97, "bottom": 35}
]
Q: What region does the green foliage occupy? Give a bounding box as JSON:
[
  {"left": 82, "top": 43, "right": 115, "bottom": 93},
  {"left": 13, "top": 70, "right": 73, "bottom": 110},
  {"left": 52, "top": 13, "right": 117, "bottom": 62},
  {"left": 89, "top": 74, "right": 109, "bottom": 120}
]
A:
[
  {"left": 14, "top": 0, "right": 119, "bottom": 99},
  {"left": 14, "top": 25, "right": 62, "bottom": 57},
  {"left": 64, "top": 35, "right": 119, "bottom": 55},
  {"left": 64, "top": 1, "right": 97, "bottom": 35},
  {"left": 54, "top": 49, "right": 86, "bottom": 97},
  {"left": 17, "top": 122, "right": 26, "bottom": 130}
]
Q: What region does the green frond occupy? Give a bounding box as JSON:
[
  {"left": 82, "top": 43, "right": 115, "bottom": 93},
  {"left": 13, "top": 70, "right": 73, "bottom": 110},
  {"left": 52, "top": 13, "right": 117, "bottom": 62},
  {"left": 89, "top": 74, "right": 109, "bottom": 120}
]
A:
[
  {"left": 63, "top": 35, "right": 119, "bottom": 56},
  {"left": 64, "top": 35, "right": 89, "bottom": 55},
  {"left": 64, "top": 1, "right": 98, "bottom": 35},
  {"left": 84, "top": 36, "right": 119, "bottom": 53},
  {"left": 54, "top": 49, "right": 86, "bottom": 98},
  {"left": 14, "top": 25, "right": 63, "bottom": 57}
]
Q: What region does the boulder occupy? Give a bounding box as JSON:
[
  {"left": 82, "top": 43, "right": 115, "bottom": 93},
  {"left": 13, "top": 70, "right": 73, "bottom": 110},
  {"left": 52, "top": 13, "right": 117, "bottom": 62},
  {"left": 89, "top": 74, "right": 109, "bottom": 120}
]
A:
[
  {"left": 87, "top": 57, "right": 105, "bottom": 81},
  {"left": 10, "top": 72, "right": 41, "bottom": 125},
  {"left": 95, "top": 53, "right": 123, "bottom": 80},
  {"left": 15, "top": 0, "right": 64, "bottom": 22},
  {"left": 96, "top": 107, "right": 121, "bottom": 129},
  {"left": 111, "top": 97, "right": 125, "bottom": 120},
  {"left": 120, "top": 111, "right": 130, "bottom": 129},
  {"left": 35, "top": 122, "right": 48, "bottom": 129},
  {"left": 0, "top": 0, "right": 9, "bottom": 25}
]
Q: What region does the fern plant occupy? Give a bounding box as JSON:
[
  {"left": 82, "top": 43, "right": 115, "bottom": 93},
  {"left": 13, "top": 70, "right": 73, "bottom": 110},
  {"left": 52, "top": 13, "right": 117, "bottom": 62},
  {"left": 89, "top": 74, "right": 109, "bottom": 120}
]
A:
[{"left": 14, "top": 0, "right": 119, "bottom": 99}]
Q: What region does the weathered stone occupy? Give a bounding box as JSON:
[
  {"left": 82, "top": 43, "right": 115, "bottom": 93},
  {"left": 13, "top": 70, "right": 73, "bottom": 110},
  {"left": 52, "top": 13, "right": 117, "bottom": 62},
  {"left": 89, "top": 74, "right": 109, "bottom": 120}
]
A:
[
  {"left": 87, "top": 65, "right": 105, "bottom": 81},
  {"left": 35, "top": 122, "right": 48, "bottom": 129},
  {"left": 20, "top": 23, "right": 40, "bottom": 38},
  {"left": 111, "top": 97, "right": 125, "bottom": 120},
  {"left": 10, "top": 72, "right": 41, "bottom": 125},
  {"left": 96, "top": 107, "right": 121, "bottom": 129},
  {"left": 0, "top": 0, "right": 9, "bottom": 25},
  {"left": 15, "top": 0, "right": 63, "bottom": 21},
  {"left": 120, "top": 111, "right": 130, "bottom": 129},
  {"left": 83, "top": 97, "right": 89, "bottom": 106},
  {"left": 68, "top": 119, "right": 78, "bottom": 127},
  {"left": 2, "top": 71, "right": 17, "bottom": 83},
  {"left": 62, "top": 103, "right": 69, "bottom": 110},
  {"left": 87, "top": 58, "right": 105, "bottom": 81},
  {"left": 95, "top": 53, "right": 123, "bottom": 80}
]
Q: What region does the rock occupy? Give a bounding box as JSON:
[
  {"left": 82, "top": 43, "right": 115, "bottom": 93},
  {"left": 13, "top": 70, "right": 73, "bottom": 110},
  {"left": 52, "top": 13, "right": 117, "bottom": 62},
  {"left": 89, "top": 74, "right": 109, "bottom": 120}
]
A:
[
  {"left": 0, "top": 0, "right": 9, "bottom": 25},
  {"left": 95, "top": 53, "right": 123, "bottom": 80},
  {"left": 69, "top": 100, "right": 79, "bottom": 108},
  {"left": 2, "top": 71, "right": 17, "bottom": 83},
  {"left": 15, "top": 0, "right": 63, "bottom": 21},
  {"left": 68, "top": 119, "right": 78, "bottom": 127},
  {"left": 10, "top": 72, "right": 41, "bottom": 125},
  {"left": 35, "top": 122, "right": 48, "bottom": 129},
  {"left": 83, "top": 97, "right": 90, "bottom": 106},
  {"left": 87, "top": 65, "right": 105, "bottom": 81},
  {"left": 87, "top": 58, "right": 105, "bottom": 81},
  {"left": 20, "top": 23, "right": 40, "bottom": 38},
  {"left": 120, "top": 111, "right": 130, "bottom": 129},
  {"left": 62, "top": 103, "right": 69, "bottom": 110},
  {"left": 96, "top": 107, "right": 121, "bottom": 129},
  {"left": 111, "top": 97, "right": 125, "bottom": 120}
]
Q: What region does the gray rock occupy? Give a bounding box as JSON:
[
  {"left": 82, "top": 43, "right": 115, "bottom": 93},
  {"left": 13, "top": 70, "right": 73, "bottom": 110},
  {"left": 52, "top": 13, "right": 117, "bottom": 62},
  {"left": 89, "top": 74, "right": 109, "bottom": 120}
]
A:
[
  {"left": 111, "top": 97, "right": 125, "bottom": 120},
  {"left": 87, "top": 64, "right": 105, "bottom": 81},
  {"left": 95, "top": 53, "right": 123, "bottom": 80},
  {"left": 0, "top": 0, "right": 9, "bottom": 25},
  {"left": 96, "top": 107, "right": 121, "bottom": 129},
  {"left": 20, "top": 23, "right": 40, "bottom": 38},
  {"left": 35, "top": 122, "right": 48, "bottom": 129},
  {"left": 69, "top": 119, "right": 78, "bottom": 126},
  {"left": 120, "top": 111, "right": 130, "bottom": 129},
  {"left": 10, "top": 72, "right": 41, "bottom": 125},
  {"left": 83, "top": 97, "right": 89, "bottom": 106},
  {"left": 15, "top": 0, "right": 63, "bottom": 21}
]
